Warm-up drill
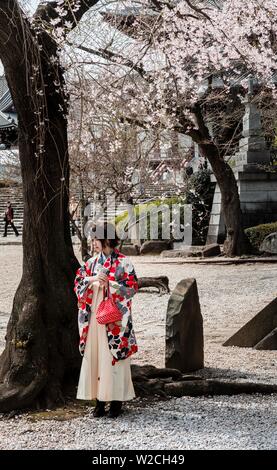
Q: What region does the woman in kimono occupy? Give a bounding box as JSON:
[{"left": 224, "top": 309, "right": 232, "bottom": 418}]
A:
[{"left": 74, "top": 223, "right": 138, "bottom": 418}]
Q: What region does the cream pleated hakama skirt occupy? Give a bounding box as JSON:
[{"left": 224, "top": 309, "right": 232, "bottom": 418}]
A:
[{"left": 77, "top": 281, "right": 135, "bottom": 402}]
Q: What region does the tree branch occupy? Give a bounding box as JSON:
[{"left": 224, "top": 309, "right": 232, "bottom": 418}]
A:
[
  {"left": 35, "top": 0, "right": 100, "bottom": 30},
  {"left": 183, "top": 0, "right": 211, "bottom": 21},
  {"left": 75, "top": 43, "right": 151, "bottom": 81}
]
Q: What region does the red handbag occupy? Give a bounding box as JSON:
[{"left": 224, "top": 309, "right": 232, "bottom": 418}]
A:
[{"left": 96, "top": 282, "right": 122, "bottom": 325}]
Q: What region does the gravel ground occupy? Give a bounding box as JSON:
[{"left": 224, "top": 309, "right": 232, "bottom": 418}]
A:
[
  {"left": 0, "top": 246, "right": 277, "bottom": 450},
  {"left": 0, "top": 395, "right": 277, "bottom": 450}
]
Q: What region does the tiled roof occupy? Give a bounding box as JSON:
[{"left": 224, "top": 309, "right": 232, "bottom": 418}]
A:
[
  {"left": 0, "top": 111, "right": 16, "bottom": 129},
  {"left": 0, "top": 89, "right": 14, "bottom": 113},
  {"left": 0, "top": 76, "right": 8, "bottom": 99},
  {"left": 0, "top": 76, "right": 17, "bottom": 129}
]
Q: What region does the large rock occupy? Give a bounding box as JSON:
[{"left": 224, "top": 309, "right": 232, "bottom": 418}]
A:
[
  {"left": 120, "top": 244, "right": 140, "bottom": 256},
  {"left": 260, "top": 232, "right": 277, "bottom": 254},
  {"left": 254, "top": 328, "right": 277, "bottom": 350},
  {"left": 202, "top": 244, "right": 221, "bottom": 257},
  {"left": 161, "top": 244, "right": 221, "bottom": 258},
  {"left": 223, "top": 297, "right": 277, "bottom": 349},
  {"left": 166, "top": 278, "right": 204, "bottom": 372},
  {"left": 161, "top": 247, "right": 203, "bottom": 258},
  {"left": 140, "top": 240, "right": 172, "bottom": 255}
]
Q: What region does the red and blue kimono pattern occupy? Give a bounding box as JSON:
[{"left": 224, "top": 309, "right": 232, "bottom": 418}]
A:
[{"left": 74, "top": 249, "right": 138, "bottom": 365}]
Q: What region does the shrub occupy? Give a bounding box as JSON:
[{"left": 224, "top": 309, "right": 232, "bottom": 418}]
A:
[
  {"left": 185, "top": 169, "right": 215, "bottom": 244},
  {"left": 245, "top": 222, "right": 277, "bottom": 250}
]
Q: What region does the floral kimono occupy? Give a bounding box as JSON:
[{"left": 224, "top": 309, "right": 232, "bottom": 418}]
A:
[{"left": 74, "top": 249, "right": 138, "bottom": 364}]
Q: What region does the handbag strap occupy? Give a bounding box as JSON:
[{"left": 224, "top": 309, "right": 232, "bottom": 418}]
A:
[
  {"left": 91, "top": 257, "right": 97, "bottom": 275},
  {"left": 103, "top": 280, "right": 111, "bottom": 300},
  {"left": 94, "top": 250, "right": 118, "bottom": 300}
]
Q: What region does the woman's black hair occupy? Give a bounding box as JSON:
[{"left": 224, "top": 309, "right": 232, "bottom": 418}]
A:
[{"left": 90, "top": 222, "right": 120, "bottom": 249}]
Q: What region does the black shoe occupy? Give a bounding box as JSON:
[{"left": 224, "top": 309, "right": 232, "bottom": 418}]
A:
[
  {"left": 93, "top": 400, "right": 106, "bottom": 418},
  {"left": 108, "top": 401, "right": 122, "bottom": 418},
  {"left": 2, "top": 235, "right": 7, "bottom": 237}
]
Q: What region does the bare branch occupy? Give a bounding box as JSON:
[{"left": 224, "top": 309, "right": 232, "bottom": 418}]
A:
[
  {"left": 75, "top": 43, "right": 152, "bottom": 81},
  {"left": 183, "top": 0, "right": 211, "bottom": 21},
  {"left": 35, "top": 0, "right": 100, "bottom": 30}
]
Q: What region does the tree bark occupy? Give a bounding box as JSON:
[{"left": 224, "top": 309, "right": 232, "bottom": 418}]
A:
[
  {"left": 191, "top": 106, "right": 252, "bottom": 256},
  {"left": 198, "top": 143, "right": 251, "bottom": 256},
  {"left": 0, "top": 0, "right": 97, "bottom": 413}
]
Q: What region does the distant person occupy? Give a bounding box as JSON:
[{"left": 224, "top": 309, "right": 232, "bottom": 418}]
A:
[{"left": 3, "top": 201, "right": 19, "bottom": 237}]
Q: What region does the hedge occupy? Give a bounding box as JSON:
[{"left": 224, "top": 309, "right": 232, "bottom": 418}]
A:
[{"left": 245, "top": 222, "right": 277, "bottom": 250}]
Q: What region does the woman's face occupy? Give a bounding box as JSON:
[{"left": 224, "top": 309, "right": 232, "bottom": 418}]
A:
[{"left": 92, "top": 238, "right": 102, "bottom": 253}]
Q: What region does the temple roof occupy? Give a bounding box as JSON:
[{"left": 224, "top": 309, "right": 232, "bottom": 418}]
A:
[
  {"left": 0, "top": 76, "right": 8, "bottom": 98},
  {"left": 101, "top": 5, "right": 157, "bottom": 39},
  {"left": 0, "top": 76, "right": 17, "bottom": 130}
]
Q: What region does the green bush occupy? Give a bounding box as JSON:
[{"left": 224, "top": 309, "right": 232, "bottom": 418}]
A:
[
  {"left": 245, "top": 222, "right": 277, "bottom": 250},
  {"left": 185, "top": 169, "right": 214, "bottom": 244}
]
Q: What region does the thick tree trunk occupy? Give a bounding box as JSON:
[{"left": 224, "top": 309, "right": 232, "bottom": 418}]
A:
[
  {"left": 0, "top": 8, "right": 81, "bottom": 412},
  {"left": 187, "top": 102, "right": 253, "bottom": 257},
  {"left": 0, "top": 161, "right": 80, "bottom": 411},
  {"left": 0, "top": 108, "right": 81, "bottom": 412},
  {"left": 199, "top": 143, "right": 251, "bottom": 256}
]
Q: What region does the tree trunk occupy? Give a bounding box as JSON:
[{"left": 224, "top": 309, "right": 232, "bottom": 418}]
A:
[
  {"left": 199, "top": 143, "right": 251, "bottom": 256},
  {"left": 185, "top": 102, "right": 253, "bottom": 257},
  {"left": 0, "top": 8, "right": 81, "bottom": 412},
  {"left": 0, "top": 132, "right": 81, "bottom": 411}
]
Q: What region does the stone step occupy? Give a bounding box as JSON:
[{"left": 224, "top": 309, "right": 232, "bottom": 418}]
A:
[
  {"left": 0, "top": 219, "right": 23, "bottom": 224},
  {"left": 0, "top": 207, "right": 23, "bottom": 211},
  {"left": 0, "top": 204, "right": 23, "bottom": 208}
]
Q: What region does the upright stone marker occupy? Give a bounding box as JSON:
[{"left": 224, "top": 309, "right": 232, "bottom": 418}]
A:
[{"left": 166, "top": 278, "right": 204, "bottom": 372}]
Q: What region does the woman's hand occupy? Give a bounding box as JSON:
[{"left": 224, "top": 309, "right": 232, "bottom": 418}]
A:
[
  {"left": 87, "top": 276, "right": 96, "bottom": 288},
  {"left": 87, "top": 273, "right": 108, "bottom": 288},
  {"left": 96, "top": 273, "right": 109, "bottom": 287},
  {"left": 107, "top": 321, "right": 122, "bottom": 330}
]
